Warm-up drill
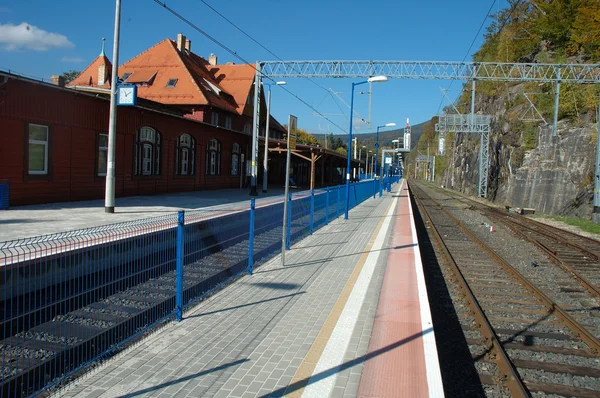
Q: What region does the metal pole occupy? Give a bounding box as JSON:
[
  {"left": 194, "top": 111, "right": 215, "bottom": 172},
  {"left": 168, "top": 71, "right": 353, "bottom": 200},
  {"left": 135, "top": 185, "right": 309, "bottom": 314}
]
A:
[
  {"left": 175, "top": 210, "right": 184, "bottom": 321},
  {"left": 375, "top": 126, "right": 380, "bottom": 178},
  {"left": 359, "top": 146, "right": 362, "bottom": 176},
  {"left": 250, "top": 63, "right": 262, "bottom": 196},
  {"left": 286, "top": 193, "right": 292, "bottom": 250},
  {"left": 282, "top": 142, "right": 291, "bottom": 265},
  {"left": 553, "top": 67, "right": 561, "bottom": 137},
  {"left": 262, "top": 87, "right": 271, "bottom": 193},
  {"left": 104, "top": 0, "right": 122, "bottom": 214},
  {"left": 379, "top": 151, "right": 384, "bottom": 197},
  {"left": 248, "top": 199, "right": 255, "bottom": 274},
  {"left": 344, "top": 83, "right": 356, "bottom": 220},
  {"left": 471, "top": 79, "right": 475, "bottom": 116},
  {"left": 310, "top": 189, "right": 314, "bottom": 235},
  {"left": 594, "top": 95, "right": 600, "bottom": 224}
]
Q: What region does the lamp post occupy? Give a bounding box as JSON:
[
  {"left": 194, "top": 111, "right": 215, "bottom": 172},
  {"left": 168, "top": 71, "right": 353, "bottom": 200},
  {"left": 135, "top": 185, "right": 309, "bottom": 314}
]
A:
[
  {"left": 105, "top": 0, "right": 122, "bottom": 213},
  {"left": 359, "top": 145, "right": 365, "bottom": 177},
  {"left": 345, "top": 75, "right": 388, "bottom": 220},
  {"left": 262, "top": 81, "right": 286, "bottom": 193},
  {"left": 374, "top": 122, "right": 396, "bottom": 180},
  {"left": 352, "top": 137, "right": 357, "bottom": 179}
]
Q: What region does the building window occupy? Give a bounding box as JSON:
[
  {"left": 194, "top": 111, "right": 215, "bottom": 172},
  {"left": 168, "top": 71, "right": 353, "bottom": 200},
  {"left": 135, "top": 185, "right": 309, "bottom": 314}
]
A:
[
  {"left": 175, "top": 134, "right": 196, "bottom": 176},
  {"left": 98, "top": 133, "right": 108, "bottom": 176},
  {"left": 28, "top": 124, "right": 49, "bottom": 175},
  {"left": 231, "top": 143, "right": 240, "bottom": 176},
  {"left": 206, "top": 139, "right": 221, "bottom": 175},
  {"left": 225, "top": 115, "right": 232, "bottom": 130},
  {"left": 134, "top": 127, "right": 161, "bottom": 176},
  {"left": 166, "top": 78, "right": 178, "bottom": 88},
  {"left": 243, "top": 123, "right": 251, "bottom": 134},
  {"left": 211, "top": 112, "right": 219, "bottom": 126}
]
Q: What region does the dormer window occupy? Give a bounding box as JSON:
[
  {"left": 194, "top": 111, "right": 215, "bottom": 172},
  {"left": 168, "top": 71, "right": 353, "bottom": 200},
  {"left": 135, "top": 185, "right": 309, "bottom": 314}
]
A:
[{"left": 166, "top": 78, "right": 178, "bottom": 88}]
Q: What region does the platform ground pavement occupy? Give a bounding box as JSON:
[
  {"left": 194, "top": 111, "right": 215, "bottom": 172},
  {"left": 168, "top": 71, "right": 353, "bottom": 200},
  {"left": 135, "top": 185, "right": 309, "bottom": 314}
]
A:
[{"left": 56, "top": 180, "right": 441, "bottom": 398}]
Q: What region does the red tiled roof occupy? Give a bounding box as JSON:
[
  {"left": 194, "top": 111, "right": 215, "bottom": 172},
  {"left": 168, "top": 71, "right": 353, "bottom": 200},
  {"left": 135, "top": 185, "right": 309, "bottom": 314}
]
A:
[
  {"left": 67, "top": 55, "right": 112, "bottom": 88},
  {"left": 208, "top": 64, "right": 256, "bottom": 115},
  {"left": 68, "top": 36, "right": 258, "bottom": 118},
  {"left": 118, "top": 39, "right": 246, "bottom": 114}
]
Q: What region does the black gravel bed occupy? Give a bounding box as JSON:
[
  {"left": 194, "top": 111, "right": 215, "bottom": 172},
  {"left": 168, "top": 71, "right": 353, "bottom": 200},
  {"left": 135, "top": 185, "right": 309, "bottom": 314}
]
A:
[{"left": 412, "top": 182, "right": 600, "bottom": 396}]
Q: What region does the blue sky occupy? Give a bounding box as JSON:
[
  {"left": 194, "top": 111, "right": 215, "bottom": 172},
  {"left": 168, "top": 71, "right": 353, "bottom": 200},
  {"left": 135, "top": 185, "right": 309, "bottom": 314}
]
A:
[{"left": 0, "top": 0, "right": 505, "bottom": 135}]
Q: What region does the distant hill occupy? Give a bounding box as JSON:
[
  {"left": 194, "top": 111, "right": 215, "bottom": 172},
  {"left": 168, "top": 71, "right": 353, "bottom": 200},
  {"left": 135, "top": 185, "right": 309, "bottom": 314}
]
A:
[{"left": 311, "top": 121, "right": 425, "bottom": 151}]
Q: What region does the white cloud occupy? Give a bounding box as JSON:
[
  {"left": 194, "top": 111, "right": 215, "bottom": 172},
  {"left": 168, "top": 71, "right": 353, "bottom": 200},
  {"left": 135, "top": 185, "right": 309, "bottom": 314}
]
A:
[
  {"left": 0, "top": 22, "right": 74, "bottom": 51},
  {"left": 61, "top": 56, "right": 84, "bottom": 63}
]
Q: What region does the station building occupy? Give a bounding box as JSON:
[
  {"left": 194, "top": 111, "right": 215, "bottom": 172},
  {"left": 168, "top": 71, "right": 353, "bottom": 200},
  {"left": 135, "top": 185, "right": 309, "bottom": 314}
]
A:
[{"left": 0, "top": 34, "right": 355, "bottom": 207}]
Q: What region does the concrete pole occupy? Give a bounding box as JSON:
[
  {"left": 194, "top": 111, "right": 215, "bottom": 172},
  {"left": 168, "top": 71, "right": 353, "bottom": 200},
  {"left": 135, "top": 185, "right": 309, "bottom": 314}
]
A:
[
  {"left": 358, "top": 146, "right": 362, "bottom": 175},
  {"left": 594, "top": 95, "right": 600, "bottom": 224},
  {"left": 471, "top": 80, "right": 476, "bottom": 116},
  {"left": 104, "top": 0, "right": 122, "bottom": 214},
  {"left": 553, "top": 67, "right": 561, "bottom": 137},
  {"left": 250, "top": 63, "right": 262, "bottom": 196},
  {"left": 262, "top": 88, "right": 271, "bottom": 193}
]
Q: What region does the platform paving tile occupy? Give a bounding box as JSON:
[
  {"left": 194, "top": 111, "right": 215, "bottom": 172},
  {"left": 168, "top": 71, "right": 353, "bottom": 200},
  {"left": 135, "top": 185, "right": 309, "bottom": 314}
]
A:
[{"left": 57, "top": 193, "right": 396, "bottom": 398}]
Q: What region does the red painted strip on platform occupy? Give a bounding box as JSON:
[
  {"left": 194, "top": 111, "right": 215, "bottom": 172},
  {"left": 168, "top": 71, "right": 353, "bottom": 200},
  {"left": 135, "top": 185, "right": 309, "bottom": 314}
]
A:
[{"left": 357, "top": 186, "right": 429, "bottom": 398}]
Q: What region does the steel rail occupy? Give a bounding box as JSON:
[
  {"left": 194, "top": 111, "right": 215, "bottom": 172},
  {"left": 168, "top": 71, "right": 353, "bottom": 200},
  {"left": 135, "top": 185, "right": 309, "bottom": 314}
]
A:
[
  {"left": 409, "top": 182, "right": 530, "bottom": 397},
  {"left": 416, "top": 184, "right": 600, "bottom": 355},
  {"left": 426, "top": 187, "right": 600, "bottom": 300}
]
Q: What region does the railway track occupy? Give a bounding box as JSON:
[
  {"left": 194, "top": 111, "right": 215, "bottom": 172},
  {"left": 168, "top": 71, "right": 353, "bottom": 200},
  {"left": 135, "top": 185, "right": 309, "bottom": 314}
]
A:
[{"left": 410, "top": 181, "right": 600, "bottom": 397}]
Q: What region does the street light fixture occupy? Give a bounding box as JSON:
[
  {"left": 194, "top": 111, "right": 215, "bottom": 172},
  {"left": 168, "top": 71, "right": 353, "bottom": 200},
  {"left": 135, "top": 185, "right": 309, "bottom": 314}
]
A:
[
  {"left": 262, "top": 80, "right": 286, "bottom": 193},
  {"left": 345, "top": 75, "right": 388, "bottom": 220}
]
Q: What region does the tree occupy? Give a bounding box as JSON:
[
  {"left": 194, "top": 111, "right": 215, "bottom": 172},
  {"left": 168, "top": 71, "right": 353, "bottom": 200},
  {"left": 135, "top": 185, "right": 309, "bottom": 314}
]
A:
[
  {"left": 571, "top": 1, "right": 600, "bottom": 59},
  {"left": 61, "top": 70, "right": 80, "bottom": 84},
  {"left": 296, "top": 128, "right": 318, "bottom": 145}
]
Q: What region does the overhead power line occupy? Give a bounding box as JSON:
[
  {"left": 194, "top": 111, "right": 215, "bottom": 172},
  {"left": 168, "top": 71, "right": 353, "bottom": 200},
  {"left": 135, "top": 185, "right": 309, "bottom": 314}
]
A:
[
  {"left": 152, "top": 0, "right": 347, "bottom": 132},
  {"left": 437, "top": 0, "right": 498, "bottom": 115}
]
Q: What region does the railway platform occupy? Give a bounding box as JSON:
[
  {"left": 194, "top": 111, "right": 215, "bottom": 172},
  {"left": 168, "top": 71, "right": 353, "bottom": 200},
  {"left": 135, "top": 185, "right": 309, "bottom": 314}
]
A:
[{"left": 55, "top": 180, "right": 444, "bottom": 398}]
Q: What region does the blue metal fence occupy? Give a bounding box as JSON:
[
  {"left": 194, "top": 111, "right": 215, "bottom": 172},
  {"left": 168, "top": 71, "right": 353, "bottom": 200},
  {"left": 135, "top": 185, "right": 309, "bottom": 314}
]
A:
[{"left": 0, "top": 178, "right": 400, "bottom": 396}]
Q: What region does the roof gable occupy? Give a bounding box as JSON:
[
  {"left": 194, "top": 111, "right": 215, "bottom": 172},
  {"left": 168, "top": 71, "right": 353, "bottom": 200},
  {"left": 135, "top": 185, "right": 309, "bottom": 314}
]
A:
[
  {"left": 118, "top": 39, "right": 241, "bottom": 113},
  {"left": 208, "top": 64, "right": 256, "bottom": 115},
  {"left": 67, "top": 55, "right": 112, "bottom": 88}
]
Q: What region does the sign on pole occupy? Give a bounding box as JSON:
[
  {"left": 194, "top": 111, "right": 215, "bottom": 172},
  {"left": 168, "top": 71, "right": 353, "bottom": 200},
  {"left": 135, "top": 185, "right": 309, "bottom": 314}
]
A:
[
  {"left": 288, "top": 115, "right": 297, "bottom": 150},
  {"left": 282, "top": 115, "right": 297, "bottom": 265}
]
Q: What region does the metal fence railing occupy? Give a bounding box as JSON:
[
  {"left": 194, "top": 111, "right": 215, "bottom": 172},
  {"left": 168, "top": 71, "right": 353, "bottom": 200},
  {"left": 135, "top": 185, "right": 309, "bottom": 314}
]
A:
[{"left": 0, "top": 178, "right": 401, "bottom": 397}]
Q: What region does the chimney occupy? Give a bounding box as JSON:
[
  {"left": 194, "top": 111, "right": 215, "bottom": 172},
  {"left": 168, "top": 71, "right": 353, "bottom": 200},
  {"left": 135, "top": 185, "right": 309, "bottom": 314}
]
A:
[
  {"left": 185, "top": 39, "right": 191, "bottom": 54},
  {"left": 177, "top": 33, "right": 186, "bottom": 52},
  {"left": 98, "top": 63, "right": 106, "bottom": 86},
  {"left": 51, "top": 74, "right": 65, "bottom": 87},
  {"left": 209, "top": 53, "right": 217, "bottom": 66}
]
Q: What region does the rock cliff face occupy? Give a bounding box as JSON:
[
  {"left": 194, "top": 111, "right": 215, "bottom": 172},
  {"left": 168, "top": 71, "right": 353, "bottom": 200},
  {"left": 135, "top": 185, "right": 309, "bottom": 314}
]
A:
[{"left": 442, "top": 116, "right": 597, "bottom": 218}]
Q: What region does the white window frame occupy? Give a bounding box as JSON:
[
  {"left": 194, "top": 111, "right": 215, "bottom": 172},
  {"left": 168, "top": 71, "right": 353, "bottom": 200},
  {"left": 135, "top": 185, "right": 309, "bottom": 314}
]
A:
[
  {"left": 142, "top": 144, "right": 153, "bottom": 175},
  {"left": 177, "top": 134, "right": 195, "bottom": 176},
  {"left": 206, "top": 139, "right": 221, "bottom": 175},
  {"left": 211, "top": 112, "right": 219, "bottom": 126},
  {"left": 225, "top": 115, "right": 232, "bottom": 130},
  {"left": 28, "top": 124, "right": 49, "bottom": 175},
  {"left": 243, "top": 123, "right": 251, "bottom": 134},
  {"left": 98, "top": 133, "right": 108, "bottom": 176},
  {"left": 231, "top": 143, "right": 240, "bottom": 176},
  {"left": 135, "top": 127, "right": 161, "bottom": 176}
]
